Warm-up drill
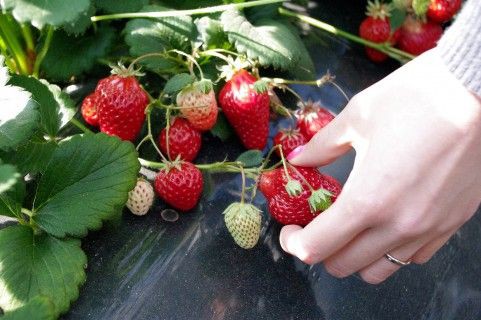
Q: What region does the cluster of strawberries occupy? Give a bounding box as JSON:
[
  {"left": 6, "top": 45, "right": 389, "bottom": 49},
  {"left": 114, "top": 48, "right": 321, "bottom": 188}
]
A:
[
  {"left": 359, "top": 0, "right": 461, "bottom": 62},
  {"left": 80, "top": 64, "right": 343, "bottom": 248}
]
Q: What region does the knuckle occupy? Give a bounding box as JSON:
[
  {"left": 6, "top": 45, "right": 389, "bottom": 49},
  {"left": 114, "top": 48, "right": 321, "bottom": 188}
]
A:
[
  {"left": 392, "top": 216, "right": 430, "bottom": 240},
  {"left": 346, "top": 196, "right": 384, "bottom": 225}
]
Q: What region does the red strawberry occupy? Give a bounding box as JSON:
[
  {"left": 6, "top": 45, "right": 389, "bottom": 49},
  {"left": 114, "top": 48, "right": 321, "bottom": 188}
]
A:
[
  {"left": 397, "top": 15, "right": 443, "bottom": 55},
  {"left": 296, "top": 100, "right": 335, "bottom": 141},
  {"left": 96, "top": 69, "right": 149, "bottom": 141},
  {"left": 359, "top": 0, "right": 392, "bottom": 62},
  {"left": 158, "top": 117, "right": 202, "bottom": 162},
  {"left": 273, "top": 128, "right": 306, "bottom": 157},
  {"left": 81, "top": 92, "right": 99, "bottom": 127},
  {"left": 427, "top": 0, "right": 462, "bottom": 23},
  {"left": 259, "top": 166, "right": 342, "bottom": 226},
  {"left": 154, "top": 161, "right": 203, "bottom": 211},
  {"left": 219, "top": 69, "right": 270, "bottom": 150},
  {"left": 177, "top": 84, "right": 218, "bottom": 131}
]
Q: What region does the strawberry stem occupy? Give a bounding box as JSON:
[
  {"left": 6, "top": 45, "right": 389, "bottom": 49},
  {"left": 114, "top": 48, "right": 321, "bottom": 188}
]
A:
[
  {"left": 128, "top": 52, "right": 189, "bottom": 72},
  {"left": 287, "top": 163, "right": 316, "bottom": 192},
  {"left": 70, "top": 117, "right": 94, "bottom": 134},
  {"left": 165, "top": 107, "right": 172, "bottom": 161},
  {"left": 240, "top": 166, "right": 246, "bottom": 204},
  {"left": 277, "top": 144, "right": 295, "bottom": 183},
  {"left": 33, "top": 25, "right": 53, "bottom": 78},
  {"left": 262, "top": 72, "right": 334, "bottom": 87},
  {"left": 142, "top": 104, "right": 169, "bottom": 163},
  {"left": 278, "top": 8, "right": 415, "bottom": 62},
  {"left": 170, "top": 49, "right": 205, "bottom": 80},
  {"left": 91, "top": 0, "right": 285, "bottom": 22}
]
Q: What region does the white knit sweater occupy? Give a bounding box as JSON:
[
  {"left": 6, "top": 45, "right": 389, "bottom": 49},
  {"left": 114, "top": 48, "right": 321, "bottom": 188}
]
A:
[{"left": 436, "top": 0, "right": 481, "bottom": 96}]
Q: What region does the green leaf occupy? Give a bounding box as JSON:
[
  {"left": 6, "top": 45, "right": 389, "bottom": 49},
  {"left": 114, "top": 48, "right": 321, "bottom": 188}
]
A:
[
  {"left": 33, "top": 133, "right": 140, "bottom": 238},
  {"left": 220, "top": 10, "right": 315, "bottom": 79},
  {"left": 45, "top": 82, "right": 76, "bottom": 129},
  {"left": 95, "top": 0, "right": 149, "bottom": 13},
  {"left": 124, "top": 5, "right": 196, "bottom": 73},
  {"left": 412, "top": 0, "right": 430, "bottom": 17},
  {"left": 0, "top": 225, "right": 86, "bottom": 316},
  {"left": 1, "top": 296, "right": 55, "bottom": 320},
  {"left": 390, "top": 7, "right": 406, "bottom": 31},
  {"left": 195, "top": 16, "right": 231, "bottom": 50},
  {"left": 1, "top": 0, "right": 90, "bottom": 29},
  {"left": 0, "top": 56, "right": 40, "bottom": 151},
  {"left": 62, "top": 4, "right": 95, "bottom": 36},
  {"left": 163, "top": 73, "right": 195, "bottom": 95},
  {"left": 41, "top": 26, "right": 115, "bottom": 82},
  {"left": 236, "top": 150, "right": 263, "bottom": 167},
  {"left": 0, "top": 177, "right": 25, "bottom": 219},
  {"left": 0, "top": 163, "right": 19, "bottom": 194},
  {"left": 210, "top": 113, "right": 233, "bottom": 142},
  {"left": 8, "top": 75, "right": 60, "bottom": 137},
  {"left": 0, "top": 139, "right": 57, "bottom": 175}
]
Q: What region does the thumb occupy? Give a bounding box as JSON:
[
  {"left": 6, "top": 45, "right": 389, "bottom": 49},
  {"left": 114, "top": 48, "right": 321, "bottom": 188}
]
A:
[{"left": 287, "top": 113, "right": 352, "bottom": 167}]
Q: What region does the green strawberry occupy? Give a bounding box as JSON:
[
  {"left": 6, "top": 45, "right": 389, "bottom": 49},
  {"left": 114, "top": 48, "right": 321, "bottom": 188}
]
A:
[{"left": 223, "top": 202, "right": 262, "bottom": 249}]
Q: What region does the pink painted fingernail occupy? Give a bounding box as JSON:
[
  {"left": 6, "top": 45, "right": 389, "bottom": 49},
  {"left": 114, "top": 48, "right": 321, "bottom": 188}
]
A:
[{"left": 287, "top": 145, "right": 305, "bottom": 161}]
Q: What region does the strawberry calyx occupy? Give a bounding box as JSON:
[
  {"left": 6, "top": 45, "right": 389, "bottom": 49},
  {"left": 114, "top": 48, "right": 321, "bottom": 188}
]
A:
[
  {"left": 308, "top": 188, "right": 333, "bottom": 213},
  {"left": 285, "top": 179, "right": 303, "bottom": 197},
  {"left": 110, "top": 61, "right": 145, "bottom": 78},
  {"left": 366, "top": 0, "right": 392, "bottom": 20},
  {"left": 278, "top": 128, "right": 303, "bottom": 141},
  {"left": 161, "top": 156, "right": 184, "bottom": 173}
]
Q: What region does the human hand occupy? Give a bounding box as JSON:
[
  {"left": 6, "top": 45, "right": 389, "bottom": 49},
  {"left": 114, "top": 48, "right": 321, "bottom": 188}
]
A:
[{"left": 280, "top": 49, "right": 481, "bottom": 284}]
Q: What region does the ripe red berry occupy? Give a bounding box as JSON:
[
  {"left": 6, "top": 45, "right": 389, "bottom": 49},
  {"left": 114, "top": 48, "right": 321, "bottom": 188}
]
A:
[
  {"left": 177, "top": 85, "right": 218, "bottom": 131},
  {"left": 427, "top": 0, "right": 462, "bottom": 23},
  {"left": 158, "top": 117, "right": 202, "bottom": 162},
  {"left": 154, "top": 161, "right": 203, "bottom": 212},
  {"left": 273, "top": 128, "right": 306, "bottom": 157},
  {"left": 219, "top": 69, "right": 270, "bottom": 150},
  {"left": 259, "top": 166, "right": 342, "bottom": 226},
  {"left": 81, "top": 92, "right": 99, "bottom": 127},
  {"left": 397, "top": 15, "right": 443, "bottom": 55},
  {"left": 359, "top": 0, "right": 392, "bottom": 62},
  {"left": 295, "top": 100, "right": 335, "bottom": 141},
  {"left": 96, "top": 74, "right": 149, "bottom": 141}
]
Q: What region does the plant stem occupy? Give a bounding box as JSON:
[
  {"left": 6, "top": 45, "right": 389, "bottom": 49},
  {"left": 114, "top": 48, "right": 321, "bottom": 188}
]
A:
[
  {"left": 264, "top": 73, "right": 333, "bottom": 87},
  {"left": 70, "top": 117, "right": 94, "bottom": 134},
  {"left": 20, "top": 23, "right": 35, "bottom": 52},
  {"left": 128, "top": 52, "right": 187, "bottom": 71},
  {"left": 145, "top": 105, "right": 169, "bottom": 162},
  {"left": 0, "top": 14, "right": 29, "bottom": 74},
  {"left": 170, "top": 49, "right": 204, "bottom": 79},
  {"left": 278, "top": 8, "right": 415, "bottom": 62},
  {"left": 240, "top": 166, "right": 246, "bottom": 204},
  {"left": 91, "top": 0, "right": 285, "bottom": 22},
  {"left": 33, "top": 26, "right": 54, "bottom": 78},
  {"left": 21, "top": 208, "right": 34, "bottom": 217}
]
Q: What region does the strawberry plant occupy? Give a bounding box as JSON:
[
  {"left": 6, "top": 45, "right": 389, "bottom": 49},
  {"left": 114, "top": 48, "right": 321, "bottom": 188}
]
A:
[{"left": 0, "top": 0, "right": 357, "bottom": 318}]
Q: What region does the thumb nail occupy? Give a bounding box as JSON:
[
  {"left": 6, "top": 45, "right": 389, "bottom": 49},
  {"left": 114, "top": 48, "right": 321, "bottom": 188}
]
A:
[{"left": 287, "top": 145, "right": 305, "bottom": 161}]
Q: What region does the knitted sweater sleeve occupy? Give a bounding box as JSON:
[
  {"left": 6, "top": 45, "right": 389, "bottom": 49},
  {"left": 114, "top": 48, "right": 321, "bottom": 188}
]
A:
[{"left": 436, "top": 0, "right": 481, "bottom": 96}]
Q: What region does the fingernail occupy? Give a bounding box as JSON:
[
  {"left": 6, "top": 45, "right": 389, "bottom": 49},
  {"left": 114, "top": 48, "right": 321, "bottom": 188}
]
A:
[{"left": 287, "top": 145, "right": 305, "bottom": 161}]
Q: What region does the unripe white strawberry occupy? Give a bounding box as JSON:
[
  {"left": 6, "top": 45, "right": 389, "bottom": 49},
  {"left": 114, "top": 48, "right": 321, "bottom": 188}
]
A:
[
  {"left": 126, "top": 178, "right": 154, "bottom": 216},
  {"left": 223, "top": 202, "right": 262, "bottom": 249}
]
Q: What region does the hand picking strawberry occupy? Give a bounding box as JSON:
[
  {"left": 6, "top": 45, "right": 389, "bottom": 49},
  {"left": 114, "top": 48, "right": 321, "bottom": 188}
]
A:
[{"left": 280, "top": 47, "right": 481, "bottom": 283}]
